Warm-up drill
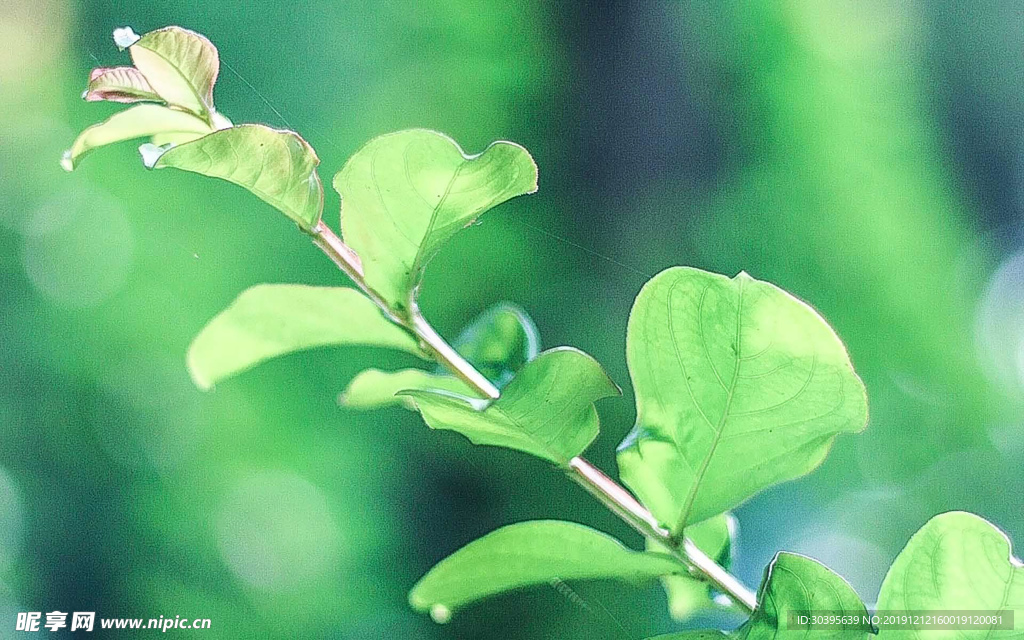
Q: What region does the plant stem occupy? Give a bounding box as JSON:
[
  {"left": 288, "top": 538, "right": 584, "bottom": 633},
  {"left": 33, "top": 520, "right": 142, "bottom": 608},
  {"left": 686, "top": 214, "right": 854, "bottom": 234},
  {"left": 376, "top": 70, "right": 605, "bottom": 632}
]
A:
[
  {"left": 310, "top": 221, "right": 758, "bottom": 615},
  {"left": 410, "top": 308, "right": 501, "bottom": 400},
  {"left": 567, "top": 458, "right": 757, "bottom": 612}
]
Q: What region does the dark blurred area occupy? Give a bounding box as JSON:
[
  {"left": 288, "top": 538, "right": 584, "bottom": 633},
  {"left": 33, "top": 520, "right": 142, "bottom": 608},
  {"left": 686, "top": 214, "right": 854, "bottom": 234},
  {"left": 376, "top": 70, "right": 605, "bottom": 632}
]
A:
[{"left": 2, "top": 1, "right": 1023, "bottom": 638}]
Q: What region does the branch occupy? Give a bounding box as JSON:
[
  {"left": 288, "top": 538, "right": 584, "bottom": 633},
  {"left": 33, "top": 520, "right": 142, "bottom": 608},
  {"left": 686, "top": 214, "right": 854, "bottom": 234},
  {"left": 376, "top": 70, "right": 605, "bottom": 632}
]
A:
[{"left": 310, "top": 220, "right": 758, "bottom": 614}]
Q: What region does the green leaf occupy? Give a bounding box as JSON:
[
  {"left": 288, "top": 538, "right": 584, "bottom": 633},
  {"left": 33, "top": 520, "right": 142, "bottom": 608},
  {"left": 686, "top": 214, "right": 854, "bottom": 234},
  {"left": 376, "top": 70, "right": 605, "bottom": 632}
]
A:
[
  {"left": 340, "top": 368, "right": 476, "bottom": 410},
  {"left": 617, "top": 267, "right": 867, "bottom": 532},
  {"left": 187, "top": 285, "right": 422, "bottom": 390},
  {"left": 61, "top": 103, "right": 213, "bottom": 171},
  {"left": 334, "top": 129, "right": 538, "bottom": 315},
  {"left": 83, "top": 66, "right": 160, "bottom": 103},
  {"left": 152, "top": 124, "right": 324, "bottom": 230},
  {"left": 401, "top": 347, "right": 619, "bottom": 465},
  {"left": 340, "top": 302, "right": 537, "bottom": 410},
  {"left": 650, "top": 513, "right": 736, "bottom": 621},
  {"left": 876, "top": 511, "right": 1024, "bottom": 640},
  {"left": 408, "top": 520, "right": 685, "bottom": 623},
  {"left": 451, "top": 302, "right": 540, "bottom": 388},
  {"left": 128, "top": 26, "right": 219, "bottom": 119},
  {"left": 738, "top": 552, "right": 870, "bottom": 640}
]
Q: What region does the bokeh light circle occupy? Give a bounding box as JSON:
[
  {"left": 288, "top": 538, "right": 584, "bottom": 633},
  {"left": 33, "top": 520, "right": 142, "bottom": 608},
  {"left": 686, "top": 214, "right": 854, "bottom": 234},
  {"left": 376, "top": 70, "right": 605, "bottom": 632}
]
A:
[
  {"left": 21, "top": 187, "right": 134, "bottom": 308},
  {"left": 215, "top": 471, "right": 342, "bottom": 592}
]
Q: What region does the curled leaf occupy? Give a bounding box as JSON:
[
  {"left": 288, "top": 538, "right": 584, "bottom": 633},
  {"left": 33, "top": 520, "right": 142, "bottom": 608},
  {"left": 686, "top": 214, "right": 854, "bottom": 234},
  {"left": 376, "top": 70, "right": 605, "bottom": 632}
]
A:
[
  {"left": 341, "top": 302, "right": 538, "bottom": 411},
  {"left": 83, "top": 66, "right": 160, "bottom": 103},
  {"left": 451, "top": 302, "right": 539, "bottom": 388}
]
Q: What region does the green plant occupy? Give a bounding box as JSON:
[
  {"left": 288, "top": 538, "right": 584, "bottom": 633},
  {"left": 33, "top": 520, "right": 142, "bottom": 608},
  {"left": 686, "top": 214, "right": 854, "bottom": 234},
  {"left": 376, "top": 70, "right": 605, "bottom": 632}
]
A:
[{"left": 63, "top": 25, "right": 1023, "bottom": 638}]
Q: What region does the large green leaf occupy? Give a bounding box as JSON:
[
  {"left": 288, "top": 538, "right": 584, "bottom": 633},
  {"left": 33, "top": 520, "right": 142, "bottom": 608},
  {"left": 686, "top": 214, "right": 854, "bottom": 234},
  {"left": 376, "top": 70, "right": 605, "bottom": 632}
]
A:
[
  {"left": 451, "top": 302, "right": 539, "bottom": 388},
  {"left": 126, "top": 26, "right": 220, "bottom": 120},
  {"left": 876, "top": 511, "right": 1024, "bottom": 640},
  {"left": 340, "top": 368, "right": 476, "bottom": 410},
  {"left": 334, "top": 129, "right": 538, "bottom": 315},
  {"left": 401, "top": 347, "right": 619, "bottom": 465},
  {"left": 60, "top": 103, "right": 212, "bottom": 171},
  {"left": 617, "top": 268, "right": 867, "bottom": 532},
  {"left": 83, "top": 66, "right": 160, "bottom": 103},
  {"left": 151, "top": 124, "right": 324, "bottom": 230},
  {"left": 650, "top": 513, "right": 736, "bottom": 621},
  {"left": 188, "top": 285, "right": 422, "bottom": 390},
  {"left": 408, "top": 520, "right": 685, "bottom": 623},
  {"left": 740, "top": 553, "right": 869, "bottom": 640}
]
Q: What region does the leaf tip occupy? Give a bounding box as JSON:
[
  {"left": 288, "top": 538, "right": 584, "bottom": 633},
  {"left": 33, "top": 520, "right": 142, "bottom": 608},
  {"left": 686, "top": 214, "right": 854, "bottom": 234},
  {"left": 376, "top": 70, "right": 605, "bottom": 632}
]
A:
[
  {"left": 112, "top": 26, "right": 140, "bottom": 50},
  {"left": 60, "top": 150, "right": 75, "bottom": 172},
  {"left": 186, "top": 351, "right": 214, "bottom": 391},
  {"left": 428, "top": 604, "right": 451, "bottom": 624},
  {"left": 138, "top": 142, "right": 171, "bottom": 169}
]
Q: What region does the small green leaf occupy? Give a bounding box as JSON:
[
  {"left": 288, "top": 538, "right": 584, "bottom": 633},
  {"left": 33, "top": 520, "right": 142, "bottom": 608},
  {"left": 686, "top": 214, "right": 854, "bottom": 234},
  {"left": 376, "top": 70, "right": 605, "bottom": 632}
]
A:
[
  {"left": 341, "top": 302, "right": 537, "bottom": 411},
  {"left": 128, "top": 26, "right": 219, "bottom": 119},
  {"left": 740, "top": 552, "right": 870, "bottom": 640},
  {"left": 451, "top": 302, "right": 539, "bottom": 388},
  {"left": 334, "top": 129, "right": 538, "bottom": 315},
  {"left": 401, "top": 348, "right": 619, "bottom": 465},
  {"left": 340, "top": 368, "right": 476, "bottom": 409},
  {"left": 188, "top": 285, "right": 422, "bottom": 390},
  {"left": 409, "top": 520, "right": 685, "bottom": 622},
  {"left": 152, "top": 124, "right": 324, "bottom": 230},
  {"left": 876, "top": 511, "right": 1024, "bottom": 640},
  {"left": 83, "top": 66, "right": 160, "bottom": 103},
  {"left": 61, "top": 103, "right": 213, "bottom": 171},
  {"left": 650, "top": 513, "right": 736, "bottom": 621},
  {"left": 618, "top": 267, "right": 867, "bottom": 532}
]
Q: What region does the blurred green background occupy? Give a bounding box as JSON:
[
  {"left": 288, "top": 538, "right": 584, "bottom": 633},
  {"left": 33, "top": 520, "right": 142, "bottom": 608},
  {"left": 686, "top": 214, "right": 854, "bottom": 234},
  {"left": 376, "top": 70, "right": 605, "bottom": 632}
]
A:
[{"left": 2, "top": 0, "right": 1024, "bottom": 637}]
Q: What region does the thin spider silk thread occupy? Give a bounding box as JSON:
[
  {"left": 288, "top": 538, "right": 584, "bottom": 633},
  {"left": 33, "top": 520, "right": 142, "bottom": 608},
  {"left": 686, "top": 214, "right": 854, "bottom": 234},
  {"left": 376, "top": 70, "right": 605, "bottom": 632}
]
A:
[
  {"left": 220, "top": 58, "right": 655, "bottom": 283},
  {"left": 220, "top": 53, "right": 657, "bottom": 632}
]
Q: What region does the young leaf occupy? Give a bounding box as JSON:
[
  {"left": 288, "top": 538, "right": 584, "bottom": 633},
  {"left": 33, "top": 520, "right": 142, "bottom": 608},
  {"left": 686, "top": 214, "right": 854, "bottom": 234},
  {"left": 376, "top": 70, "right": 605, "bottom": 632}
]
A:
[
  {"left": 83, "top": 66, "right": 160, "bottom": 103},
  {"left": 876, "top": 511, "right": 1024, "bottom": 639},
  {"left": 650, "top": 513, "right": 736, "bottom": 621},
  {"left": 451, "top": 302, "right": 539, "bottom": 388},
  {"left": 408, "top": 520, "right": 685, "bottom": 623},
  {"left": 333, "top": 129, "right": 538, "bottom": 315},
  {"left": 617, "top": 267, "right": 867, "bottom": 532},
  {"left": 340, "top": 368, "right": 476, "bottom": 409},
  {"left": 188, "top": 285, "right": 422, "bottom": 390},
  {"left": 127, "top": 26, "right": 219, "bottom": 119},
  {"left": 738, "top": 552, "right": 870, "bottom": 640},
  {"left": 151, "top": 124, "right": 324, "bottom": 231},
  {"left": 61, "top": 104, "right": 213, "bottom": 171},
  {"left": 401, "top": 347, "right": 619, "bottom": 465},
  {"left": 340, "top": 302, "right": 537, "bottom": 410}
]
